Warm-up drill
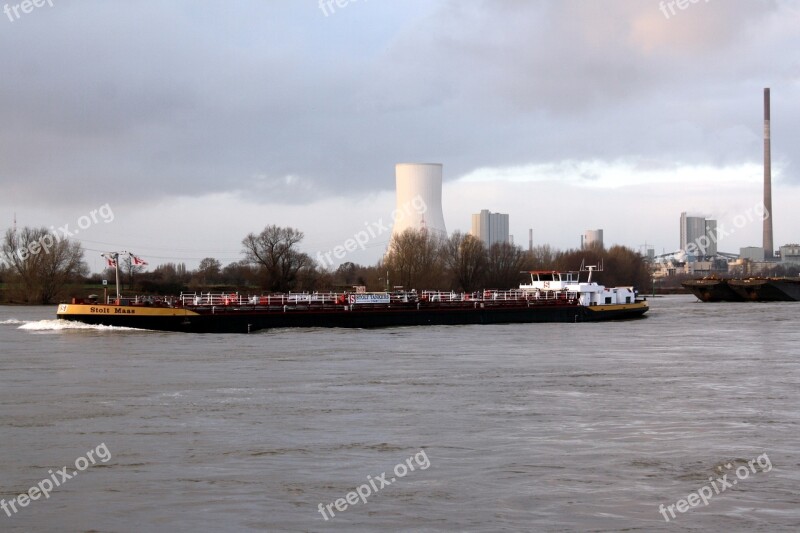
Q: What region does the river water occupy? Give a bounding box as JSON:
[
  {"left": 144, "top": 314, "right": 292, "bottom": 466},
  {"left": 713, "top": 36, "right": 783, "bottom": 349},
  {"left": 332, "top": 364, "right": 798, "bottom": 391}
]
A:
[{"left": 0, "top": 295, "right": 798, "bottom": 532}]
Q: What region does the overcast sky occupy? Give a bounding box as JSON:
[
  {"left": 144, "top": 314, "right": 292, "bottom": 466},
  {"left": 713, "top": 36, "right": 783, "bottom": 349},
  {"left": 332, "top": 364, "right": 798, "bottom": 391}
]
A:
[{"left": 1, "top": 0, "right": 798, "bottom": 272}]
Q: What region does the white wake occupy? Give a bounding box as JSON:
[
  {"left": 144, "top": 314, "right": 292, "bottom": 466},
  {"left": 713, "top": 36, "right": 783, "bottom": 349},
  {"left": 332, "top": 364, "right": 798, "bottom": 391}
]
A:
[{"left": 18, "top": 319, "right": 141, "bottom": 332}]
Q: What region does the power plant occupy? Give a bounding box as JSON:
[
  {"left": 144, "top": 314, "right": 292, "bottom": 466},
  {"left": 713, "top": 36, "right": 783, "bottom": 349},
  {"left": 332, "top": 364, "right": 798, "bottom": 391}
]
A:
[{"left": 391, "top": 163, "right": 448, "bottom": 240}]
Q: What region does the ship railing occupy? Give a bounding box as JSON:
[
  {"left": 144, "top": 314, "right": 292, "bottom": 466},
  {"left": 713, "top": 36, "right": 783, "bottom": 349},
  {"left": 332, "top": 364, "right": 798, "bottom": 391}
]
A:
[
  {"left": 482, "top": 290, "right": 531, "bottom": 301},
  {"left": 420, "top": 290, "right": 486, "bottom": 302},
  {"left": 107, "top": 295, "right": 178, "bottom": 306},
  {"left": 417, "top": 289, "right": 575, "bottom": 303},
  {"left": 178, "top": 292, "right": 344, "bottom": 307},
  {"left": 174, "top": 289, "right": 582, "bottom": 308},
  {"left": 132, "top": 295, "right": 176, "bottom": 306}
]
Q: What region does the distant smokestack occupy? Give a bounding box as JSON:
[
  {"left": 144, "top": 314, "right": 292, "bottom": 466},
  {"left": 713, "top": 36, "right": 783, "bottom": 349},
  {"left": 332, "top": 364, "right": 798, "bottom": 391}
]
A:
[
  {"left": 763, "top": 88, "right": 774, "bottom": 258},
  {"left": 528, "top": 228, "right": 533, "bottom": 252}
]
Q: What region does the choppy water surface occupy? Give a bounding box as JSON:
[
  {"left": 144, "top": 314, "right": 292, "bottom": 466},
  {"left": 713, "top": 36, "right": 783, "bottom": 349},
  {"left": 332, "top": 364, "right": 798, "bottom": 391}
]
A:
[{"left": 1, "top": 296, "right": 798, "bottom": 532}]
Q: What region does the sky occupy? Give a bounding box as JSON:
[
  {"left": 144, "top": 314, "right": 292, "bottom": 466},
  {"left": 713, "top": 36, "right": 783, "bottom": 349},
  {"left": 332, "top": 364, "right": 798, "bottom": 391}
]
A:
[{"left": 1, "top": 0, "right": 798, "bottom": 272}]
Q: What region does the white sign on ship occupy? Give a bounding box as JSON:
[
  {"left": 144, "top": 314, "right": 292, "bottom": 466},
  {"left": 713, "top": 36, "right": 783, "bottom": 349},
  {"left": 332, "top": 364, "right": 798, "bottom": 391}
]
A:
[{"left": 348, "top": 293, "right": 391, "bottom": 305}]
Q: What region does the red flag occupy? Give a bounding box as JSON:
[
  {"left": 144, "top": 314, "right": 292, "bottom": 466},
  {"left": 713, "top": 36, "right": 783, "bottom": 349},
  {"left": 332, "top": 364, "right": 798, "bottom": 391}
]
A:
[
  {"left": 106, "top": 257, "right": 116, "bottom": 267},
  {"left": 132, "top": 255, "right": 148, "bottom": 266}
]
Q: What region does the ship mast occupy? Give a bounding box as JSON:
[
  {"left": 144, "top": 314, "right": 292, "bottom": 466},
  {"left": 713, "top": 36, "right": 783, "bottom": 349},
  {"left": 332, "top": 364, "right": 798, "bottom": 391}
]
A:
[
  {"left": 581, "top": 260, "right": 603, "bottom": 283},
  {"left": 102, "top": 251, "right": 129, "bottom": 303}
]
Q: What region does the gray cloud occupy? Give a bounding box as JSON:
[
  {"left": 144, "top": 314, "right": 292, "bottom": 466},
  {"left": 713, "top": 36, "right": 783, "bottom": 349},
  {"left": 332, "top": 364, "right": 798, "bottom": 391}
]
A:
[{"left": 0, "top": 0, "right": 797, "bottom": 213}]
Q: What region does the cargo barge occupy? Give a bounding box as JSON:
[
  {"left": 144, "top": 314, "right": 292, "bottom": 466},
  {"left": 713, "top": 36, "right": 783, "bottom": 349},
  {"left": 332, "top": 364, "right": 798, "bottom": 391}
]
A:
[
  {"left": 57, "top": 269, "right": 648, "bottom": 333},
  {"left": 682, "top": 277, "right": 800, "bottom": 302},
  {"left": 681, "top": 278, "right": 744, "bottom": 302}
]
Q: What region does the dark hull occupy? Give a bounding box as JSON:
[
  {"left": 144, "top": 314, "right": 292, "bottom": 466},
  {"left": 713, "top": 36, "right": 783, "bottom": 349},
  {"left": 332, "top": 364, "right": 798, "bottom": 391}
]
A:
[
  {"left": 684, "top": 278, "right": 800, "bottom": 302},
  {"left": 681, "top": 279, "right": 744, "bottom": 302},
  {"left": 57, "top": 301, "right": 648, "bottom": 333},
  {"left": 728, "top": 278, "right": 800, "bottom": 302},
  {"left": 772, "top": 279, "right": 800, "bottom": 300}
]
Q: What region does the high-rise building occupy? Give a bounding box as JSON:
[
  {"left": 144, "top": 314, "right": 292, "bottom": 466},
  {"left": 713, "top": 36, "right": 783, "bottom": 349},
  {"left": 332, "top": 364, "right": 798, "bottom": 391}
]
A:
[
  {"left": 680, "top": 212, "right": 717, "bottom": 258},
  {"left": 704, "top": 219, "right": 718, "bottom": 257},
  {"left": 581, "top": 229, "right": 604, "bottom": 250},
  {"left": 470, "top": 210, "right": 509, "bottom": 247}
]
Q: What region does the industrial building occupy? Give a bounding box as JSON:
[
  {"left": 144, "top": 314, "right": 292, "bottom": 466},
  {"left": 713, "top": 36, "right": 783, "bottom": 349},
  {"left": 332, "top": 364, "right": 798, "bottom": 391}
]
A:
[
  {"left": 780, "top": 245, "right": 800, "bottom": 265},
  {"left": 680, "top": 212, "right": 717, "bottom": 258},
  {"left": 740, "top": 247, "right": 765, "bottom": 262},
  {"left": 391, "top": 163, "right": 448, "bottom": 240},
  {"left": 470, "top": 210, "right": 509, "bottom": 247}
]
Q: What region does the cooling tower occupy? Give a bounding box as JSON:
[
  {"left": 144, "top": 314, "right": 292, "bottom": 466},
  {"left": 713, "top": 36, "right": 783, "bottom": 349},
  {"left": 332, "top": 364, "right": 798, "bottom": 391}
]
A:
[
  {"left": 391, "top": 163, "right": 447, "bottom": 239},
  {"left": 581, "top": 229, "right": 604, "bottom": 250}
]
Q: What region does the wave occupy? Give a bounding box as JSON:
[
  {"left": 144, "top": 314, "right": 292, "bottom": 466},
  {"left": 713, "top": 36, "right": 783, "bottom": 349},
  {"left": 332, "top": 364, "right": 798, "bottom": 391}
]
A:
[
  {"left": 0, "top": 319, "right": 25, "bottom": 325},
  {"left": 18, "top": 319, "right": 141, "bottom": 332}
]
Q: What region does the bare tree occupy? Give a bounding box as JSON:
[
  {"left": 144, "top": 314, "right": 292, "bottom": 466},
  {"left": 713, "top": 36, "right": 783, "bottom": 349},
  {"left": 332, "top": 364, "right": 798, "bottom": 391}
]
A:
[
  {"left": 593, "top": 245, "right": 650, "bottom": 288},
  {"left": 442, "top": 231, "right": 486, "bottom": 291},
  {"left": 149, "top": 262, "right": 190, "bottom": 284},
  {"left": 484, "top": 241, "right": 527, "bottom": 289},
  {"left": 552, "top": 245, "right": 650, "bottom": 288},
  {"left": 1, "top": 227, "right": 88, "bottom": 304},
  {"left": 335, "top": 262, "right": 358, "bottom": 286},
  {"left": 384, "top": 228, "right": 444, "bottom": 289},
  {"left": 242, "top": 225, "right": 314, "bottom": 292},
  {"left": 220, "top": 261, "right": 258, "bottom": 288},
  {"left": 193, "top": 257, "right": 223, "bottom": 286},
  {"left": 526, "top": 244, "right": 557, "bottom": 270},
  {"left": 120, "top": 255, "right": 146, "bottom": 290}
]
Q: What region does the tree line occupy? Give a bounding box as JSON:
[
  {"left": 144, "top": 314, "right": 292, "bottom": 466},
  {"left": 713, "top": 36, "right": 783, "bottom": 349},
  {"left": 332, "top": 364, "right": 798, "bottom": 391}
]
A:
[
  {"left": 382, "top": 229, "right": 651, "bottom": 291},
  {"left": 1, "top": 224, "right": 653, "bottom": 304}
]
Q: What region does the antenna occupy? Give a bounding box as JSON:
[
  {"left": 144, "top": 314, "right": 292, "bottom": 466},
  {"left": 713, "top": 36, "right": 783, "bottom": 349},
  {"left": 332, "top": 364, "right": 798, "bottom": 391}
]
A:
[
  {"left": 580, "top": 259, "right": 604, "bottom": 272},
  {"left": 580, "top": 259, "right": 604, "bottom": 283}
]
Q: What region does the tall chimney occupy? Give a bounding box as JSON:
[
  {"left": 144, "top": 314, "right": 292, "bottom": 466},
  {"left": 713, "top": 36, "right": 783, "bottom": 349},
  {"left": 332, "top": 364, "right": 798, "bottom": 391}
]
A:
[
  {"left": 763, "top": 88, "right": 774, "bottom": 258},
  {"left": 529, "top": 228, "right": 533, "bottom": 252}
]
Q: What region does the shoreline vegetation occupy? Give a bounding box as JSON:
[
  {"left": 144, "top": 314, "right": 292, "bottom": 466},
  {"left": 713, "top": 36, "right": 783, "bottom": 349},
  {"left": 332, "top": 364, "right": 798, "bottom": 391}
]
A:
[{"left": 1, "top": 224, "right": 693, "bottom": 306}]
